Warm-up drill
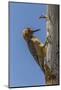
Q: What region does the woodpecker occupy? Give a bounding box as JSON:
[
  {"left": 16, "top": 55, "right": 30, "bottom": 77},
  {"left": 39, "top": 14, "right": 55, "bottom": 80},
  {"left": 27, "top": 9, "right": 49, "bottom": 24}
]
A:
[
  {"left": 23, "top": 27, "right": 56, "bottom": 83},
  {"left": 23, "top": 27, "right": 47, "bottom": 72}
]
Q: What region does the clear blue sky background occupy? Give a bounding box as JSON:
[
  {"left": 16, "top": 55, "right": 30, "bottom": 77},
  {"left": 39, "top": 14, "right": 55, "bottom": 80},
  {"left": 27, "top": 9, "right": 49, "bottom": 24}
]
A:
[{"left": 9, "top": 2, "right": 47, "bottom": 87}]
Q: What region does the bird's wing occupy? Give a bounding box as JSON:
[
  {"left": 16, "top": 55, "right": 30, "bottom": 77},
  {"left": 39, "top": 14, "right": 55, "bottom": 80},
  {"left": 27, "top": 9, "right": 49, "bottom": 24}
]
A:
[
  {"left": 31, "top": 38, "right": 45, "bottom": 58},
  {"left": 30, "top": 38, "right": 47, "bottom": 72},
  {"left": 27, "top": 38, "right": 40, "bottom": 65}
]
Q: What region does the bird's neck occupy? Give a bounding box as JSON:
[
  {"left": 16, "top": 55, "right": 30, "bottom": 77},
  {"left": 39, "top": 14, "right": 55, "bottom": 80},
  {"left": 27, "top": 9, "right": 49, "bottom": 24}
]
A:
[{"left": 27, "top": 36, "right": 34, "bottom": 43}]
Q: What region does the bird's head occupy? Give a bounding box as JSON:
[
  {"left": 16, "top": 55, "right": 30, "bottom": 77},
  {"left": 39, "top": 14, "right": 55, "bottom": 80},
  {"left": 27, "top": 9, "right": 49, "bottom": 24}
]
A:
[{"left": 23, "top": 27, "right": 40, "bottom": 41}]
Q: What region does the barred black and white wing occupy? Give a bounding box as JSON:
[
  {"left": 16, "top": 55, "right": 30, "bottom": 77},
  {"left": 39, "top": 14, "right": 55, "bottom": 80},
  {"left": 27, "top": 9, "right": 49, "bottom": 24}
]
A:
[{"left": 27, "top": 37, "right": 45, "bottom": 72}]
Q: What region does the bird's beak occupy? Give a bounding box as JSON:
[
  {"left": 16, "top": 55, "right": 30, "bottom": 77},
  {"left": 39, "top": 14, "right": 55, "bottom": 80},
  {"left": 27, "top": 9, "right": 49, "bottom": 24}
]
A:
[{"left": 32, "top": 29, "right": 40, "bottom": 33}]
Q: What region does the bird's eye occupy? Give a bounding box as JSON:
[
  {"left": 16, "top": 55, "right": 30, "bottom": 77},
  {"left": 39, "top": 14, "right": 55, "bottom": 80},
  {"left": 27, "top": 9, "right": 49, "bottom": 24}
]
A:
[{"left": 28, "top": 29, "right": 32, "bottom": 33}]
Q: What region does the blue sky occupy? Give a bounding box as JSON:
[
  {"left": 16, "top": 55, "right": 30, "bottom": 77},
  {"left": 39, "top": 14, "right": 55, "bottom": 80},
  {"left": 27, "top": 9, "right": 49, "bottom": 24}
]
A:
[{"left": 9, "top": 2, "right": 47, "bottom": 87}]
